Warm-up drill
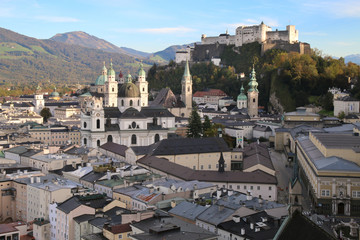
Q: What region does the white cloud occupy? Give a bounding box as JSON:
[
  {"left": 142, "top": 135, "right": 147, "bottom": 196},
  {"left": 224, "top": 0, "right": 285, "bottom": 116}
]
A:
[
  {"left": 303, "top": 0, "right": 360, "bottom": 18},
  {"left": 35, "top": 16, "right": 80, "bottom": 23}
]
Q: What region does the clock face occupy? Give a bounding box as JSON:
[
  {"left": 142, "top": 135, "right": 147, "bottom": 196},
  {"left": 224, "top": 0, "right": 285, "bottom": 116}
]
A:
[{"left": 96, "top": 113, "right": 100, "bottom": 117}]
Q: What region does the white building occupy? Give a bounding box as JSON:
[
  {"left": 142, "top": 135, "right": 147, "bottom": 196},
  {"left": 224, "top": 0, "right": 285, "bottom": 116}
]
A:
[
  {"left": 334, "top": 96, "right": 360, "bottom": 116},
  {"left": 81, "top": 62, "right": 178, "bottom": 148}
]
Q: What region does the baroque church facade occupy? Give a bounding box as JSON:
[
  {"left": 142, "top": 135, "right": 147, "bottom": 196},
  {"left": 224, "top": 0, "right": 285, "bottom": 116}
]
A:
[{"left": 80, "top": 61, "right": 192, "bottom": 148}]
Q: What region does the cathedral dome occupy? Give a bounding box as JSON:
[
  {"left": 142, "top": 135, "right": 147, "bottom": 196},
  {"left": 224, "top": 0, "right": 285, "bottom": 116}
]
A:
[
  {"left": 118, "top": 82, "right": 140, "bottom": 98},
  {"left": 95, "top": 75, "right": 107, "bottom": 85}
]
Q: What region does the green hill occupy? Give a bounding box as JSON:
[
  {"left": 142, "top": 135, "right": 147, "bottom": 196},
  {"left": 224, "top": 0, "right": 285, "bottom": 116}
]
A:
[{"left": 0, "top": 27, "right": 151, "bottom": 86}]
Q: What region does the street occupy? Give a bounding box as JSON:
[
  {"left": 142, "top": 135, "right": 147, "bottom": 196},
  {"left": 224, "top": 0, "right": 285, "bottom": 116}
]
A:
[{"left": 269, "top": 148, "right": 293, "bottom": 204}]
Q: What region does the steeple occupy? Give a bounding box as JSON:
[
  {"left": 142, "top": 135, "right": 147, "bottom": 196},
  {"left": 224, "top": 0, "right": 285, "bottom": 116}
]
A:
[
  {"left": 182, "top": 59, "right": 191, "bottom": 82},
  {"left": 237, "top": 83, "right": 247, "bottom": 101},
  {"left": 126, "top": 72, "right": 132, "bottom": 83},
  {"left": 107, "top": 60, "right": 115, "bottom": 76},
  {"left": 138, "top": 61, "right": 146, "bottom": 78},
  {"left": 248, "top": 66, "right": 258, "bottom": 92},
  {"left": 218, "top": 152, "right": 225, "bottom": 172},
  {"left": 102, "top": 61, "right": 107, "bottom": 75}
]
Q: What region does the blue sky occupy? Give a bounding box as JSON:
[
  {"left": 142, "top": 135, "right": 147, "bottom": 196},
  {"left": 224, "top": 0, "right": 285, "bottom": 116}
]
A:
[{"left": 1, "top": 0, "right": 359, "bottom": 57}]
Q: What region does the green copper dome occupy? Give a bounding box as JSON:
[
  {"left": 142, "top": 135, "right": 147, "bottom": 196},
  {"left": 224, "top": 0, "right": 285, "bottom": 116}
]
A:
[
  {"left": 237, "top": 84, "right": 247, "bottom": 100},
  {"left": 95, "top": 75, "right": 107, "bottom": 85},
  {"left": 107, "top": 62, "right": 115, "bottom": 76},
  {"left": 126, "top": 73, "right": 133, "bottom": 83},
  {"left": 50, "top": 88, "right": 59, "bottom": 97},
  {"left": 248, "top": 67, "right": 258, "bottom": 92},
  {"left": 138, "top": 62, "right": 146, "bottom": 77},
  {"left": 118, "top": 82, "right": 140, "bottom": 98}
]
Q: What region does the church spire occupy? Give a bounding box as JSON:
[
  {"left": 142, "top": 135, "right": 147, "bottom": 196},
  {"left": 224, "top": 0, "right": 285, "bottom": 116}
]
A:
[
  {"left": 182, "top": 59, "right": 191, "bottom": 81},
  {"left": 218, "top": 152, "right": 225, "bottom": 172},
  {"left": 248, "top": 66, "right": 258, "bottom": 92}
]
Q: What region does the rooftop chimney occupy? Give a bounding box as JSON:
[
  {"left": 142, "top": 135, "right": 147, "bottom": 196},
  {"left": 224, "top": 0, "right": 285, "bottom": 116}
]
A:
[
  {"left": 233, "top": 215, "right": 240, "bottom": 223},
  {"left": 241, "top": 228, "right": 245, "bottom": 235},
  {"left": 246, "top": 191, "right": 253, "bottom": 201},
  {"left": 106, "top": 170, "right": 111, "bottom": 180}
]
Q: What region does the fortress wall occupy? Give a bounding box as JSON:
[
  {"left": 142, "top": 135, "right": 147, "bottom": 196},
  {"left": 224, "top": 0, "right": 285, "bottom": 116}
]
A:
[{"left": 192, "top": 43, "right": 227, "bottom": 62}]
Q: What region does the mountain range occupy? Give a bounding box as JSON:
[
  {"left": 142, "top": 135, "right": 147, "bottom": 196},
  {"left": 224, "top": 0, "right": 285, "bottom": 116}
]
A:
[
  {"left": 0, "top": 27, "right": 190, "bottom": 86},
  {"left": 50, "top": 31, "right": 193, "bottom": 63}
]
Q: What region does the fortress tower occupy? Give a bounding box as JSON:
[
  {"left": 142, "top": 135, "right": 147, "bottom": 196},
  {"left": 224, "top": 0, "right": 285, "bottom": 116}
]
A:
[
  {"left": 247, "top": 67, "right": 259, "bottom": 118},
  {"left": 33, "top": 85, "right": 44, "bottom": 114}
]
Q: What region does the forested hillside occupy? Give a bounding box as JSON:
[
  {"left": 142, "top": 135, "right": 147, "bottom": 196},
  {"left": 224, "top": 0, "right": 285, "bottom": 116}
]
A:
[
  {"left": 0, "top": 27, "right": 151, "bottom": 88},
  {"left": 147, "top": 43, "right": 360, "bottom": 113}
]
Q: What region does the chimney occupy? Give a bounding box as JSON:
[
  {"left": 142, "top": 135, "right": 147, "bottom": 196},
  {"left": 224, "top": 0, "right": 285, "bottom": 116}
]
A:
[
  {"left": 120, "top": 170, "right": 124, "bottom": 178},
  {"left": 30, "top": 177, "right": 34, "bottom": 184},
  {"left": 233, "top": 215, "right": 240, "bottom": 223},
  {"left": 218, "top": 204, "right": 224, "bottom": 211},
  {"left": 241, "top": 228, "right": 245, "bottom": 235},
  {"left": 246, "top": 191, "right": 253, "bottom": 201},
  {"left": 36, "top": 177, "right": 41, "bottom": 183},
  {"left": 106, "top": 170, "right": 111, "bottom": 180},
  {"left": 228, "top": 190, "right": 233, "bottom": 196},
  {"left": 216, "top": 190, "right": 222, "bottom": 199},
  {"left": 250, "top": 222, "right": 254, "bottom": 230}
]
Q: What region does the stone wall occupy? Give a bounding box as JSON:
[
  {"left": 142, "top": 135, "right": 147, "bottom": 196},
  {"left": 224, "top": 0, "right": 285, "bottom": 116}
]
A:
[
  {"left": 191, "top": 43, "right": 227, "bottom": 62},
  {"left": 261, "top": 41, "right": 311, "bottom": 56}
]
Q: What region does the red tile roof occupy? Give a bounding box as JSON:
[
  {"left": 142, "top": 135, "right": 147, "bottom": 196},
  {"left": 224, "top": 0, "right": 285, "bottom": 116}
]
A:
[
  {"left": 193, "top": 89, "right": 227, "bottom": 98},
  {"left": 104, "top": 223, "right": 132, "bottom": 234}
]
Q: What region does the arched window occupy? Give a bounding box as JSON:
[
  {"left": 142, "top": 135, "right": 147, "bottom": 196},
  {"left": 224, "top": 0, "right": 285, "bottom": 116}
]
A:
[
  {"left": 83, "top": 138, "right": 87, "bottom": 146},
  {"left": 107, "top": 135, "right": 113, "bottom": 143},
  {"left": 96, "top": 119, "right": 100, "bottom": 129},
  {"left": 155, "top": 134, "right": 160, "bottom": 143},
  {"left": 121, "top": 100, "right": 124, "bottom": 106},
  {"left": 253, "top": 98, "right": 256, "bottom": 103},
  {"left": 138, "top": 100, "right": 140, "bottom": 106},
  {"left": 142, "top": 88, "right": 145, "bottom": 92},
  {"left": 83, "top": 122, "right": 87, "bottom": 128},
  {"left": 112, "top": 88, "right": 114, "bottom": 92},
  {"left": 131, "top": 134, "right": 137, "bottom": 145},
  {"left": 188, "top": 86, "right": 190, "bottom": 92},
  {"left": 131, "top": 121, "right": 136, "bottom": 129},
  {"left": 130, "top": 100, "right": 133, "bottom": 106},
  {"left": 97, "top": 140, "right": 100, "bottom": 146}
]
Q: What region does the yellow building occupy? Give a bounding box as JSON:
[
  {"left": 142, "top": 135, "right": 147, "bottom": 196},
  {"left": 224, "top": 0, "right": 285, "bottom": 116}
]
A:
[
  {"left": 29, "top": 125, "right": 81, "bottom": 146},
  {"left": 103, "top": 223, "right": 132, "bottom": 240},
  {"left": 296, "top": 131, "right": 360, "bottom": 216}
]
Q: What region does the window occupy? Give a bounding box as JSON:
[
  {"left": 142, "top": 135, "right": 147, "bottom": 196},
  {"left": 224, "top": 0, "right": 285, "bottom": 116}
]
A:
[
  {"left": 201, "top": 165, "right": 204, "bottom": 170},
  {"left": 138, "top": 100, "right": 140, "bottom": 105},
  {"left": 352, "top": 191, "right": 360, "bottom": 198},
  {"left": 107, "top": 135, "right": 113, "bottom": 143},
  {"left": 118, "top": 234, "right": 123, "bottom": 239},
  {"left": 208, "top": 164, "right": 211, "bottom": 169},
  {"left": 121, "top": 100, "right": 124, "bottom": 106},
  {"left": 193, "top": 166, "right": 196, "bottom": 170},
  {"left": 130, "top": 100, "right": 133, "bottom": 106},
  {"left": 97, "top": 140, "right": 100, "bottom": 147},
  {"left": 253, "top": 98, "right": 255, "bottom": 103},
  {"left": 154, "top": 134, "right": 160, "bottom": 143},
  {"left": 96, "top": 119, "right": 100, "bottom": 129},
  {"left": 83, "top": 138, "right": 87, "bottom": 145},
  {"left": 321, "top": 189, "right": 330, "bottom": 197},
  {"left": 132, "top": 121, "right": 136, "bottom": 129},
  {"left": 257, "top": 186, "right": 260, "bottom": 190},
  {"left": 244, "top": 185, "right": 247, "bottom": 190},
  {"left": 112, "top": 88, "right": 114, "bottom": 92},
  {"left": 131, "top": 134, "right": 137, "bottom": 145}
]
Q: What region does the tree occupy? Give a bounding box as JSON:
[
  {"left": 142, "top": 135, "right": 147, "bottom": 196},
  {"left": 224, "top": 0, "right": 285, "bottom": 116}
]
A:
[
  {"left": 187, "top": 109, "right": 202, "bottom": 138},
  {"left": 202, "top": 115, "right": 211, "bottom": 136},
  {"left": 40, "top": 108, "right": 52, "bottom": 123},
  {"left": 338, "top": 111, "right": 345, "bottom": 120}
]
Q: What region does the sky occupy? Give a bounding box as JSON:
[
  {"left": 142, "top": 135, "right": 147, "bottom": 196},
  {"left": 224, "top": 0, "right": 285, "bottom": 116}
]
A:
[{"left": 0, "top": 0, "right": 359, "bottom": 57}]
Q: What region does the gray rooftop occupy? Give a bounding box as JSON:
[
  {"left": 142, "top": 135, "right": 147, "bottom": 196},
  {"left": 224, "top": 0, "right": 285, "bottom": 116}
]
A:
[
  {"left": 168, "top": 201, "right": 207, "bottom": 221},
  {"left": 297, "top": 136, "right": 360, "bottom": 172},
  {"left": 311, "top": 132, "right": 360, "bottom": 149}
]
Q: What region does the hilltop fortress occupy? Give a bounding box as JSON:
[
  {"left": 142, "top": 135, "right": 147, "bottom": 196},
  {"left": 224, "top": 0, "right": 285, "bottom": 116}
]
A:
[{"left": 176, "top": 22, "right": 310, "bottom": 63}]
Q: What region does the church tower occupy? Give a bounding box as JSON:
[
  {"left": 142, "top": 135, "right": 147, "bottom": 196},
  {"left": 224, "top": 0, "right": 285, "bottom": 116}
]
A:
[
  {"left": 247, "top": 67, "right": 259, "bottom": 118},
  {"left": 105, "top": 61, "right": 118, "bottom": 107},
  {"left": 136, "top": 62, "right": 148, "bottom": 107},
  {"left": 34, "top": 85, "right": 44, "bottom": 114},
  {"left": 181, "top": 60, "right": 193, "bottom": 113},
  {"left": 237, "top": 83, "right": 247, "bottom": 109}
]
